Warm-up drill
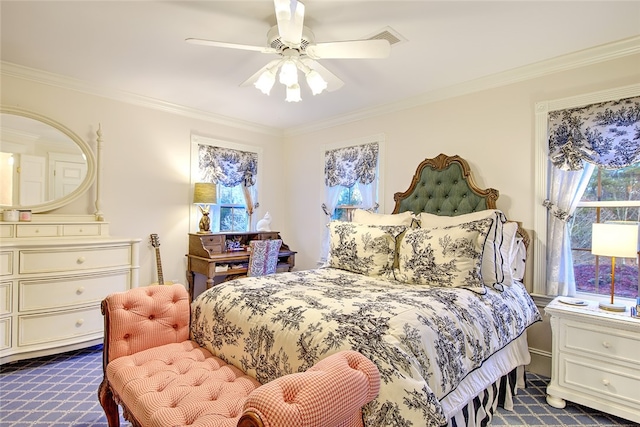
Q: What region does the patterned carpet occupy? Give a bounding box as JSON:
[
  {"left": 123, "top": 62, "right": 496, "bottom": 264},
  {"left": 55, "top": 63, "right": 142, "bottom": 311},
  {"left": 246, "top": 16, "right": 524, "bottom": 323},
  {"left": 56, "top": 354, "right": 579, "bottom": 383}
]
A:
[{"left": 0, "top": 345, "right": 636, "bottom": 427}]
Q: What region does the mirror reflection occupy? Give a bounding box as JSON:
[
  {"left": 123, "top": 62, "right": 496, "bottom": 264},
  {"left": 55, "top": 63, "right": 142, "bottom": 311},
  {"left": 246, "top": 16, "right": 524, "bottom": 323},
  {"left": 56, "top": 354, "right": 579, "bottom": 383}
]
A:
[{"left": 0, "top": 109, "right": 94, "bottom": 212}]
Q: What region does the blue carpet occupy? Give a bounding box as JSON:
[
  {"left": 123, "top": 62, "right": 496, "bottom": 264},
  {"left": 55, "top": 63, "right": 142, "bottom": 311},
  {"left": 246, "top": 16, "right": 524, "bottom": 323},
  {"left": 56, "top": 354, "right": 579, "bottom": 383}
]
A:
[{"left": 0, "top": 345, "right": 636, "bottom": 427}]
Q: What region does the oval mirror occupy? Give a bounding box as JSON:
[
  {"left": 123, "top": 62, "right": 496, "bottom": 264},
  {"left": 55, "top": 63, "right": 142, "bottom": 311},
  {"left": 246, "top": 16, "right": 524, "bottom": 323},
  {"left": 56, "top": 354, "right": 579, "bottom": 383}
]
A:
[{"left": 0, "top": 106, "right": 96, "bottom": 213}]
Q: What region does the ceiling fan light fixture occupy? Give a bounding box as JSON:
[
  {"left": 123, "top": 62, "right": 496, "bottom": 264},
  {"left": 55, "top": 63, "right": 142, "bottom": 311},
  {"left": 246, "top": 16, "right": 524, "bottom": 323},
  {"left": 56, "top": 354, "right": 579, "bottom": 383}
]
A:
[
  {"left": 286, "top": 84, "right": 302, "bottom": 102},
  {"left": 254, "top": 69, "right": 277, "bottom": 95},
  {"left": 305, "top": 69, "right": 327, "bottom": 95},
  {"left": 278, "top": 60, "right": 298, "bottom": 86}
]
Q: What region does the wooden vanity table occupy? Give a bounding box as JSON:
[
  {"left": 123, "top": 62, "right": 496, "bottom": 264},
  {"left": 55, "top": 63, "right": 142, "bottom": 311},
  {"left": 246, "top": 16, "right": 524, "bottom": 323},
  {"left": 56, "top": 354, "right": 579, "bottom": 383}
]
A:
[{"left": 186, "top": 231, "right": 296, "bottom": 300}]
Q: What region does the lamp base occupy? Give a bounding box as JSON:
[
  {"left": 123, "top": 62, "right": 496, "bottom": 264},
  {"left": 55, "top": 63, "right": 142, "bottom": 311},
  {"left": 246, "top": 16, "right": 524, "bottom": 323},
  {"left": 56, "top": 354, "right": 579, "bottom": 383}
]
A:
[{"left": 598, "top": 301, "right": 626, "bottom": 312}]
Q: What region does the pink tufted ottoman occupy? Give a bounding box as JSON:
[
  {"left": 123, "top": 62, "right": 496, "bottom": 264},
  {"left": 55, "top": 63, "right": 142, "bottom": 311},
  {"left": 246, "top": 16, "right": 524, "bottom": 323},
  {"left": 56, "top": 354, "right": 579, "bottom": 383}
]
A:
[{"left": 98, "top": 284, "right": 380, "bottom": 427}]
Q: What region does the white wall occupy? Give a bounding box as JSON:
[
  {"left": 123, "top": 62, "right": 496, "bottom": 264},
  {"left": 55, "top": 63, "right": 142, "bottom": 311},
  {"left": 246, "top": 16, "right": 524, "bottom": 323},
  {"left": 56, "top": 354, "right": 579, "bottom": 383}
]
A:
[
  {"left": 1, "top": 75, "right": 285, "bottom": 287},
  {"left": 283, "top": 54, "right": 640, "bottom": 273}
]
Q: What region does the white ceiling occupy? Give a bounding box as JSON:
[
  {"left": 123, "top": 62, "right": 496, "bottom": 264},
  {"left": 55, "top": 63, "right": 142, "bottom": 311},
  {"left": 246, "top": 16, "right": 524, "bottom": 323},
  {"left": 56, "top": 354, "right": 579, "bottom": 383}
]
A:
[{"left": 1, "top": 1, "right": 639, "bottom": 132}]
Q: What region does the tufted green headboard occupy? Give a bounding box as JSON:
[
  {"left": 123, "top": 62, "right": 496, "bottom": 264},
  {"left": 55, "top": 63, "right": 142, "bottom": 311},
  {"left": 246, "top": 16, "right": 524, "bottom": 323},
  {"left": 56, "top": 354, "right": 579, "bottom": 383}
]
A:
[
  {"left": 392, "top": 154, "right": 498, "bottom": 216},
  {"left": 392, "top": 153, "right": 530, "bottom": 249}
]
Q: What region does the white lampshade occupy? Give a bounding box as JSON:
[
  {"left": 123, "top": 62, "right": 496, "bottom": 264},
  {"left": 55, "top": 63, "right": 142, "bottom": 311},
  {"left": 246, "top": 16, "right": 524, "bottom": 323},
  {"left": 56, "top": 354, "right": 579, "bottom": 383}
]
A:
[
  {"left": 305, "top": 70, "right": 328, "bottom": 95},
  {"left": 278, "top": 60, "right": 298, "bottom": 86},
  {"left": 285, "top": 84, "right": 302, "bottom": 102},
  {"left": 592, "top": 223, "right": 640, "bottom": 258},
  {"left": 254, "top": 69, "right": 276, "bottom": 95}
]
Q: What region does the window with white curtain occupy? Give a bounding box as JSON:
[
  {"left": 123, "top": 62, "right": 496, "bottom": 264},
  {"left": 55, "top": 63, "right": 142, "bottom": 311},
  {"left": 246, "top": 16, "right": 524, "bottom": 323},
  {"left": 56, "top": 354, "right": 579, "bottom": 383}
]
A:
[
  {"left": 320, "top": 135, "right": 385, "bottom": 262},
  {"left": 191, "top": 135, "right": 262, "bottom": 233},
  {"left": 533, "top": 86, "right": 640, "bottom": 299}
]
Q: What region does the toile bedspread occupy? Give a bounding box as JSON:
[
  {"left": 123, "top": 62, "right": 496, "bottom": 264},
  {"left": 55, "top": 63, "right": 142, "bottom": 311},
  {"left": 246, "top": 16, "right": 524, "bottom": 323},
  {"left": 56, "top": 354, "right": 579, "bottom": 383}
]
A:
[{"left": 191, "top": 267, "right": 541, "bottom": 427}]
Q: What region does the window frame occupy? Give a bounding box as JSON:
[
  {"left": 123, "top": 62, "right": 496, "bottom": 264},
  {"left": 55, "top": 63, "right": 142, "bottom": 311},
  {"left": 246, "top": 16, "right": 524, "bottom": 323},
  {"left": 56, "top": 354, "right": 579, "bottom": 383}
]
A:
[
  {"left": 533, "top": 83, "right": 640, "bottom": 298},
  {"left": 190, "top": 134, "right": 263, "bottom": 233}
]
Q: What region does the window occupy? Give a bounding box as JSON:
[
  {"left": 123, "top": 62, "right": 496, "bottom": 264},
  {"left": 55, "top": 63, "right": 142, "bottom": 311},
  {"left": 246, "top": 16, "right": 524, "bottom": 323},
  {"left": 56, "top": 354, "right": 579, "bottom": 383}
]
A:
[
  {"left": 320, "top": 135, "right": 384, "bottom": 262},
  {"left": 191, "top": 135, "right": 261, "bottom": 233},
  {"left": 570, "top": 164, "right": 640, "bottom": 298},
  {"left": 533, "top": 86, "right": 640, "bottom": 298},
  {"left": 332, "top": 186, "right": 363, "bottom": 221},
  {"left": 216, "top": 184, "right": 249, "bottom": 232}
]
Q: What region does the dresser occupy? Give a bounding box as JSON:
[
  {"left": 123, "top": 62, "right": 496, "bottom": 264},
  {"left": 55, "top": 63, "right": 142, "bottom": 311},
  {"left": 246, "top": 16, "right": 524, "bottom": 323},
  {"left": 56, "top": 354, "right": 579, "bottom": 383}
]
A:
[
  {"left": 0, "top": 216, "right": 140, "bottom": 364},
  {"left": 545, "top": 297, "right": 640, "bottom": 423},
  {"left": 186, "top": 231, "right": 295, "bottom": 300}
]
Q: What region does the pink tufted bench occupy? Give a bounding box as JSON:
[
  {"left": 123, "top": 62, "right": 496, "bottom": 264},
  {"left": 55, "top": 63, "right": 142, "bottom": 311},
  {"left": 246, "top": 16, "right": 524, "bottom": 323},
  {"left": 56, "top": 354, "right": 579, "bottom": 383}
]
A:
[{"left": 98, "top": 284, "right": 380, "bottom": 427}]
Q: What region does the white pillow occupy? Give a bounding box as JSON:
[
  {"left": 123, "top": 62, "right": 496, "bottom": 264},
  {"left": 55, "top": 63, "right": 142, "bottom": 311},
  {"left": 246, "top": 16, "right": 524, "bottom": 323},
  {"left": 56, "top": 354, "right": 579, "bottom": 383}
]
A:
[
  {"left": 352, "top": 209, "right": 414, "bottom": 226},
  {"left": 327, "top": 221, "right": 406, "bottom": 278},
  {"left": 417, "top": 210, "right": 508, "bottom": 289},
  {"left": 395, "top": 218, "right": 492, "bottom": 291},
  {"left": 494, "top": 221, "right": 518, "bottom": 291}
]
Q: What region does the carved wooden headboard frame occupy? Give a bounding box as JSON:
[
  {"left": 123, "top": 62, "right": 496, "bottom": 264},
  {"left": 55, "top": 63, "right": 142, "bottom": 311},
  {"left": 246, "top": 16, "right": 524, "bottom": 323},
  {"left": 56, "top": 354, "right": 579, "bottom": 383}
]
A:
[{"left": 392, "top": 153, "right": 530, "bottom": 248}]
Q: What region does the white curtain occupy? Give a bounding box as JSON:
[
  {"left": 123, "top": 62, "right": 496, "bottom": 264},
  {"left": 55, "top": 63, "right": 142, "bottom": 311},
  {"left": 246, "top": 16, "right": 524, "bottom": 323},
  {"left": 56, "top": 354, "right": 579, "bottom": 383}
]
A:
[
  {"left": 544, "top": 95, "right": 640, "bottom": 296},
  {"left": 321, "top": 142, "right": 379, "bottom": 262}
]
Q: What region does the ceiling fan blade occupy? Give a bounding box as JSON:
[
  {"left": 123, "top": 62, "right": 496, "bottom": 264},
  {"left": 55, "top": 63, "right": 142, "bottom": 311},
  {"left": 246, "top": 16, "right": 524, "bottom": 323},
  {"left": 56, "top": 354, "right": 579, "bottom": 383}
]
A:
[
  {"left": 274, "top": 0, "right": 305, "bottom": 46},
  {"left": 239, "top": 59, "right": 282, "bottom": 87},
  {"left": 300, "top": 58, "right": 344, "bottom": 92},
  {"left": 186, "top": 38, "right": 275, "bottom": 54},
  {"left": 306, "top": 39, "right": 391, "bottom": 59}
]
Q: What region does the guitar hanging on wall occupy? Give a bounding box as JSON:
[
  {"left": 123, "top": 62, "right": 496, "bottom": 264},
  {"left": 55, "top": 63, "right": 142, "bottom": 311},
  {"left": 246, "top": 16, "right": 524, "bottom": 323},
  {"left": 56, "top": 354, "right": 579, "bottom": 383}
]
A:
[{"left": 150, "top": 234, "right": 173, "bottom": 285}]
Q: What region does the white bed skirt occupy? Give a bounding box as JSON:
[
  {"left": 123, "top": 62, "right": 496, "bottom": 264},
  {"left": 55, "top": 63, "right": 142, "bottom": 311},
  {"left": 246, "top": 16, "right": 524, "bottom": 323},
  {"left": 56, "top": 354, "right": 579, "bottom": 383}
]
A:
[{"left": 444, "top": 332, "right": 530, "bottom": 426}]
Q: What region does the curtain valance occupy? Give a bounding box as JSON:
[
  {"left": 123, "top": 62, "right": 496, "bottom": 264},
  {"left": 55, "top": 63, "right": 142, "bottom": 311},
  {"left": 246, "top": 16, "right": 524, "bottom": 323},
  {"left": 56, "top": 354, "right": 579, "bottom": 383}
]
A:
[
  {"left": 199, "top": 145, "right": 258, "bottom": 187},
  {"left": 548, "top": 96, "right": 640, "bottom": 171},
  {"left": 325, "top": 142, "right": 379, "bottom": 187}
]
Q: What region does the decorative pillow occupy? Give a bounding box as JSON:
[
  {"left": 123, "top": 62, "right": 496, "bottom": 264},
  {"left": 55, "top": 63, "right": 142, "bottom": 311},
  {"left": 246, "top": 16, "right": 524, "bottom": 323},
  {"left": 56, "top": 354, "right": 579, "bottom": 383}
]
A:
[
  {"left": 327, "top": 222, "right": 406, "bottom": 278},
  {"left": 395, "top": 218, "right": 493, "bottom": 290},
  {"left": 352, "top": 209, "right": 414, "bottom": 226},
  {"left": 492, "top": 221, "right": 519, "bottom": 291},
  {"left": 418, "top": 210, "right": 508, "bottom": 288},
  {"left": 511, "top": 234, "right": 527, "bottom": 283}
]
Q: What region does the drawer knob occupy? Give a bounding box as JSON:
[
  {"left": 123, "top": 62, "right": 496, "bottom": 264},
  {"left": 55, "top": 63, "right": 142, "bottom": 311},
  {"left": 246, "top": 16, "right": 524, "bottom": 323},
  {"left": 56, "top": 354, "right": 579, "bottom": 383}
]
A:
[
  {"left": 77, "top": 256, "right": 86, "bottom": 264},
  {"left": 76, "top": 318, "right": 84, "bottom": 326},
  {"left": 76, "top": 286, "right": 85, "bottom": 294},
  {"left": 602, "top": 379, "right": 610, "bottom": 387},
  {"left": 602, "top": 341, "right": 611, "bottom": 348}
]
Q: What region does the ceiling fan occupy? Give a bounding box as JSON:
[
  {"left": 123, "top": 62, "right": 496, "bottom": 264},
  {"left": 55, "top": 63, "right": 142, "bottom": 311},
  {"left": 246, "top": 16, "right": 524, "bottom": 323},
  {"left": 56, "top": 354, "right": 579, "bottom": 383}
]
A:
[{"left": 186, "top": 0, "right": 391, "bottom": 102}]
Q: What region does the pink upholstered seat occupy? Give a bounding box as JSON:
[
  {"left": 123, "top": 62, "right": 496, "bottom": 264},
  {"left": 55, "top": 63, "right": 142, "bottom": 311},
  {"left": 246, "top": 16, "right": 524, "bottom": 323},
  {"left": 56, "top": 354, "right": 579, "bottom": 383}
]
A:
[{"left": 98, "top": 284, "right": 380, "bottom": 427}]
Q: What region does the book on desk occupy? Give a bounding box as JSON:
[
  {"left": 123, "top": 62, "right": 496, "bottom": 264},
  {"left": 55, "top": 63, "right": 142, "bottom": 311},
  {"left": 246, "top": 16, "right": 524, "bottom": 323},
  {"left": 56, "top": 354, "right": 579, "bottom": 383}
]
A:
[{"left": 186, "top": 231, "right": 296, "bottom": 299}]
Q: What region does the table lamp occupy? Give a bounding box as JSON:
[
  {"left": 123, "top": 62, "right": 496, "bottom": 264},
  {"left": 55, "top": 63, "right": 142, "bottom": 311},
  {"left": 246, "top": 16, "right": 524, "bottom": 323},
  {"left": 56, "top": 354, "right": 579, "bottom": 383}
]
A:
[
  {"left": 591, "top": 222, "right": 640, "bottom": 312},
  {"left": 193, "top": 182, "right": 217, "bottom": 234}
]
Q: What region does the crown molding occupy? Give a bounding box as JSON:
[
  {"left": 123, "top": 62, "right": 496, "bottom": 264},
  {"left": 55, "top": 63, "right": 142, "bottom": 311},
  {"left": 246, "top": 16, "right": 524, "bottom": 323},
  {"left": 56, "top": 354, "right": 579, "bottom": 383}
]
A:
[
  {"left": 285, "top": 35, "right": 640, "bottom": 137},
  {"left": 0, "top": 61, "right": 283, "bottom": 138},
  {"left": 2, "top": 35, "right": 638, "bottom": 139}
]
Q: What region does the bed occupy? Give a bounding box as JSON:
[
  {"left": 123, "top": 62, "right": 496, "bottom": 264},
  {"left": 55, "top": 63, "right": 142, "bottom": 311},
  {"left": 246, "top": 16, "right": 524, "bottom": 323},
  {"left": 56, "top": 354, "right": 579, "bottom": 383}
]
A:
[{"left": 191, "top": 153, "right": 541, "bottom": 427}]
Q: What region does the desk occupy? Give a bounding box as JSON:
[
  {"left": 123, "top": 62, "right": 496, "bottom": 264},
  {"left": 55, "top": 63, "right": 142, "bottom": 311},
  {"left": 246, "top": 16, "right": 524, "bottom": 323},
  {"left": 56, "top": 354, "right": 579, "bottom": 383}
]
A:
[{"left": 186, "top": 232, "right": 295, "bottom": 300}]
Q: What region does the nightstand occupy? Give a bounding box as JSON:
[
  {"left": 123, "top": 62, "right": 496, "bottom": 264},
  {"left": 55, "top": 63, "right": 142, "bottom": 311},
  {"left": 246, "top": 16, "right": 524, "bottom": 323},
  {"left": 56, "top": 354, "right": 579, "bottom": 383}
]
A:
[{"left": 545, "top": 297, "right": 640, "bottom": 423}]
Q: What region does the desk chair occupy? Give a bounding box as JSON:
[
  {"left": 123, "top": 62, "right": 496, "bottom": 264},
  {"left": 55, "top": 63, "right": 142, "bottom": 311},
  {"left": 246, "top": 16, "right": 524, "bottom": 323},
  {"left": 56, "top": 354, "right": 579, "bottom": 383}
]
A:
[{"left": 247, "top": 239, "right": 282, "bottom": 276}]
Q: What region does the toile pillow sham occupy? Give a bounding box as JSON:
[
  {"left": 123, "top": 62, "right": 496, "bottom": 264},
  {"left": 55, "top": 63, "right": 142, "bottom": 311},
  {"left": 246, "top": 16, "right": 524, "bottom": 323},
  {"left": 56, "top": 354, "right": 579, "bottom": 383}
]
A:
[
  {"left": 417, "top": 209, "right": 509, "bottom": 290},
  {"left": 352, "top": 209, "right": 415, "bottom": 226},
  {"left": 327, "top": 221, "right": 406, "bottom": 278},
  {"left": 395, "top": 218, "right": 493, "bottom": 290}
]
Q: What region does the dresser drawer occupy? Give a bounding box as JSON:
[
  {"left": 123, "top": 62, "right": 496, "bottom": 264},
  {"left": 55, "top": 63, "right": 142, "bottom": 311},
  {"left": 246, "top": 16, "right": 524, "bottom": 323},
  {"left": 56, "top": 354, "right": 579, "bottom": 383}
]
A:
[
  {"left": 0, "top": 224, "right": 14, "bottom": 238},
  {"left": 559, "top": 354, "right": 640, "bottom": 406},
  {"left": 16, "top": 224, "right": 59, "bottom": 238},
  {"left": 19, "top": 271, "right": 130, "bottom": 312},
  {"left": 62, "top": 224, "right": 102, "bottom": 237},
  {"left": 0, "top": 317, "right": 11, "bottom": 351},
  {"left": 0, "top": 281, "right": 12, "bottom": 315},
  {"left": 0, "top": 252, "right": 12, "bottom": 276},
  {"left": 19, "top": 245, "right": 132, "bottom": 274},
  {"left": 18, "top": 305, "right": 102, "bottom": 346},
  {"left": 560, "top": 320, "right": 639, "bottom": 365}
]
